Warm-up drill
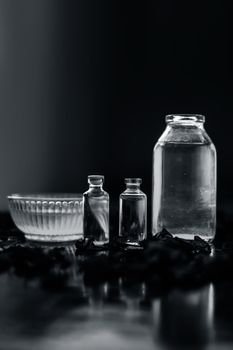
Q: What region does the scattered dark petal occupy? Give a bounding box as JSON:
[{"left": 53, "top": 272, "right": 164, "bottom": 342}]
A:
[{"left": 153, "top": 228, "right": 173, "bottom": 240}]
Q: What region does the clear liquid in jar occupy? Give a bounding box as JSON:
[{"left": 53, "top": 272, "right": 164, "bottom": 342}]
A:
[{"left": 152, "top": 142, "right": 216, "bottom": 241}]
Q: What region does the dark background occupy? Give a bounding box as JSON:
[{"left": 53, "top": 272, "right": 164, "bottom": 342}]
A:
[{"left": 0, "top": 0, "right": 232, "bottom": 211}]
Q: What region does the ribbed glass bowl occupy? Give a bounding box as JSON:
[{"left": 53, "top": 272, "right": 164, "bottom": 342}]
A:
[{"left": 7, "top": 194, "right": 83, "bottom": 242}]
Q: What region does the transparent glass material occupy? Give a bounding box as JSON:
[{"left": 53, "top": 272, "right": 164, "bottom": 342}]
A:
[
  {"left": 119, "top": 178, "right": 147, "bottom": 245},
  {"left": 152, "top": 115, "right": 217, "bottom": 241},
  {"left": 7, "top": 194, "right": 83, "bottom": 242},
  {"left": 83, "top": 175, "right": 109, "bottom": 245}
]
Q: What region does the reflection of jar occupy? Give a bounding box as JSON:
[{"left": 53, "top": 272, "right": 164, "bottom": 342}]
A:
[
  {"left": 152, "top": 284, "right": 214, "bottom": 349},
  {"left": 84, "top": 282, "right": 109, "bottom": 308},
  {"left": 152, "top": 114, "right": 216, "bottom": 241},
  {"left": 84, "top": 280, "right": 126, "bottom": 307},
  {"left": 120, "top": 279, "right": 147, "bottom": 310},
  {"left": 213, "top": 282, "right": 233, "bottom": 340},
  {"left": 104, "top": 279, "right": 126, "bottom": 306}
]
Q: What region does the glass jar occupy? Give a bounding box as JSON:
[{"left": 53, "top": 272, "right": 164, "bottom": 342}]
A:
[
  {"left": 152, "top": 114, "right": 216, "bottom": 241},
  {"left": 119, "top": 178, "right": 147, "bottom": 245},
  {"left": 83, "top": 175, "right": 109, "bottom": 245}
]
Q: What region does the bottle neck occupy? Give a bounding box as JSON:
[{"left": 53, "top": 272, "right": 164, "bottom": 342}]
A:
[
  {"left": 126, "top": 184, "right": 140, "bottom": 192},
  {"left": 89, "top": 184, "right": 103, "bottom": 190},
  {"left": 166, "top": 114, "right": 205, "bottom": 129},
  {"left": 167, "top": 122, "right": 204, "bottom": 130}
]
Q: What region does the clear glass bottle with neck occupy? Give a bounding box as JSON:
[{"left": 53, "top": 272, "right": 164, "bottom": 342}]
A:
[
  {"left": 83, "top": 175, "right": 109, "bottom": 245},
  {"left": 152, "top": 114, "right": 216, "bottom": 241},
  {"left": 119, "top": 178, "right": 147, "bottom": 245}
]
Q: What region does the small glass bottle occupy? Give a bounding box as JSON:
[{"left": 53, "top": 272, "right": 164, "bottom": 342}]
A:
[
  {"left": 152, "top": 114, "right": 217, "bottom": 241},
  {"left": 119, "top": 178, "right": 147, "bottom": 245},
  {"left": 83, "top": 175, "right": 109, "bottom": 245}
]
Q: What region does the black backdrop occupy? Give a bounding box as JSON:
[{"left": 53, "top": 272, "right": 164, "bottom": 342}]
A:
[{"left": 0, "top": 0, "right": 232, "bottom": 210}]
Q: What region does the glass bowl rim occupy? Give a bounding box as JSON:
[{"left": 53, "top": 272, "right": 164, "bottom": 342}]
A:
[{"left": 7, "top": 193, "right": 83, "bottom": 201}]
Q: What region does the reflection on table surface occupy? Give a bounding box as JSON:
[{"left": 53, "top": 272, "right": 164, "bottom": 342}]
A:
[
  {"left": 1, "top": 265, "right": 233, "bottom": 350},
  {"left": 153, "top": 284, "right": 214, "bottom": 349}
]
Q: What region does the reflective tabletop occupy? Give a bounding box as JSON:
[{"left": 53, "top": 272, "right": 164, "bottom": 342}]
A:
[
  {"left": 1, "top": 267, "right": 233, "bottom": 349},
  {"left": 1, "top": 211, "right": 233, "bottom": 350}
]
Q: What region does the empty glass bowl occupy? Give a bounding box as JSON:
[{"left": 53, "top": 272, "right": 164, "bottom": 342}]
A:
[{"left": 7, "top": 194, "right": 83, "bottom": 242}]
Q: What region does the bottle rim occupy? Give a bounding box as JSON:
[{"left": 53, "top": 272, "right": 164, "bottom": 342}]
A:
[
  {"left": 165, "top": 114, "right": 205, "bottom": 124},
  {"left": 125, "top": 178, "right": 142, "bottom": 185},
  {"left": 88, "top": 175, "right": 104, "bottom": 185}
]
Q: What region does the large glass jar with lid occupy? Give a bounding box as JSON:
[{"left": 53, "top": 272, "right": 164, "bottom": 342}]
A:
[{"left": 152, "top": 114, "right": 216, "bottom": 241}]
